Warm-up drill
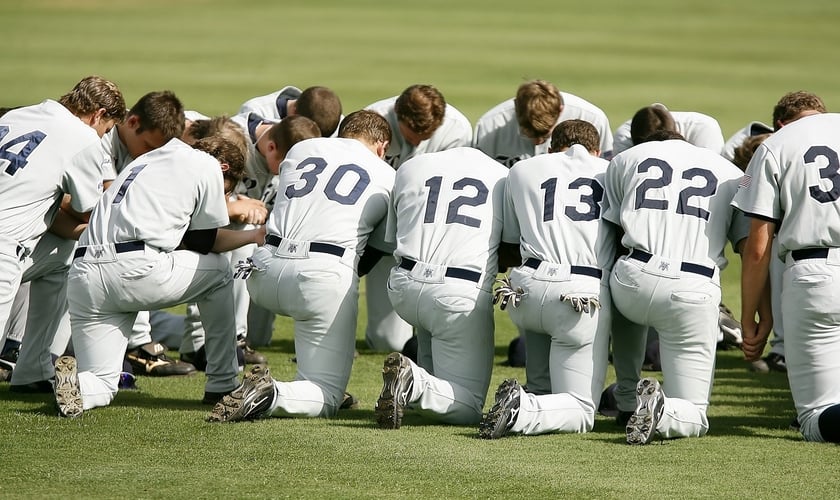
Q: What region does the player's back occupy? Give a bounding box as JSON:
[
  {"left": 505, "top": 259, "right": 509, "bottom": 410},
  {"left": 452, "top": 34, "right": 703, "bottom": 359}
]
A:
[
  {"left": 505, "top": 145, "right": 613, "bottom": 270},
  {"left": 556, "top": 92, "right": 613, "bottom": 158},
  {"left": 473, "top": 98, "right": 540, "bottom": 168},
  {"left": 743, "top": 113, "right": 840, "bottom": 254},
  {"left": 365, "top": 97, "right": 472, "bottom": 169},
  {"left": 605, "top": 139, "right": 743, "bottom": 269},
  {"left": 268, "top": 137, "right": 395, "bottom": 254},
  {"left": 82, "top": 138, "right": 229, "bottom": 252},
  {"left": 612, "top": 110, "right": 724, "bottom": 157},
  {"left": 390, "top": 147, "right": 508, "bottom": 286},
  {"left": 0, "top": 100, "right": 104, "bottom": 245},
  {"left": 237, "top": 86, "right": 302, "bottom": 120}
]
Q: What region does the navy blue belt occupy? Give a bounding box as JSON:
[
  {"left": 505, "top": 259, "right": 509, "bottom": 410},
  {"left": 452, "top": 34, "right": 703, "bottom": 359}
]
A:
[
  {"left": 73, "top": 240, "right": 145, "bottom": 260},
  {"left": 265, "top": 234, "right": 345, "bottom": 257},
  {"left": 523, "top": 258, "right": 602, "bottom": 279},
  {"left": 791, "top": 248, "right": 830, "bottom": 261},
  {"left": 399, "top": 257, "right": 481, "bottom": 283},
  {"left": 629, "top": 249, "right": 715, "bottom": 278}
]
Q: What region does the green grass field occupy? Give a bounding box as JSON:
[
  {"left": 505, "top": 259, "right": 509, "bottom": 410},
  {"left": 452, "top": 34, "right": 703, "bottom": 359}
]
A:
[{"left": 3, "top": 0, "right": 840, "bottom": 498}]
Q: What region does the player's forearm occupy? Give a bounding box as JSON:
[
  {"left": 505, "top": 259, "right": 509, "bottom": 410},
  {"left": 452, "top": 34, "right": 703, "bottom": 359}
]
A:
[
  {"left": 739, "top": 221, "right": 774, "bottom": 326},
  {"left": 49, "top": 208, "right": 88, "bottom": 240},
  {"left": 212, "top": 226, "right": 266, "bottom": 253}
]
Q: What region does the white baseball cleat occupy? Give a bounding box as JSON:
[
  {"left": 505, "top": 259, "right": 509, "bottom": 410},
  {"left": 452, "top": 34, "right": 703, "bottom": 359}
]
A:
[
  {"left": 626, "top": 377, "right": 665, "bottom": 445},
  {"left": 207, "top": 364, "right": 276, "bottom": 423},
  {"left": 374, "top": 352, "right": 414, "bottom": 429},
  {"left": 54, "top": 356, "right": 83, "bottom": 419},
  {"left": 479, "top": 378, "right": 521, "bottom": 439}
]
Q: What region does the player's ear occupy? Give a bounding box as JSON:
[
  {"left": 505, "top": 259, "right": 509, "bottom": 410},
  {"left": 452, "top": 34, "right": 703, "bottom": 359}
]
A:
[
  {"left": 375, "top": 140, "right": 389, "bottom": 160},
  {"left": 219, "top": 162, "right": 230, "bottom": 173}
]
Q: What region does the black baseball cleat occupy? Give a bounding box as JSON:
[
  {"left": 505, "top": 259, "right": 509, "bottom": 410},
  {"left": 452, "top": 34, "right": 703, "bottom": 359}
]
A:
[
  {"left": 207, "top": 365, "right": 276, "bottom": 422},
  {"left": 479, "top": 378, "right": 522, "bottom": 439},
  {"left": 127, "top": 342, "right": 196, "bottom": 376},
  {"left": 340, "top": 392, "right": 360, "bottom": 410},
  {"left": 374, "top": 352, "right": 414, "bottom": 429},
  {"left": 626, "top": 377, "right": 665, "bottom": 445},
  {"left": 54, "top": 356, "right": 83, "bottom": 418},
  {"left": 763, "top": 352, "right": 787, "bottom": 373}
]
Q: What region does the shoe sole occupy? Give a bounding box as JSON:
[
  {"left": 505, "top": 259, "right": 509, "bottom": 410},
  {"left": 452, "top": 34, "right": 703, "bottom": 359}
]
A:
[
  {"left": 207, "top": 365, "right": 274, "bottom": 422},
  {"left": 479, "top": 379, "right": 519, "bottom": 439},
  {"left": 54, "top": 356, "right": 83, "bottom": 418},
  {"left": 375, "top": 353, "right": 407, "bottom": 429},
  {"left": 626, "top": 378, "right": 663, "bottom": 445}
]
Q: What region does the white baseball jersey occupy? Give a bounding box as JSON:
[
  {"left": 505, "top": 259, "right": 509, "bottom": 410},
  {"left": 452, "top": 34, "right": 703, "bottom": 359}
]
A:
[
  {"left": 732, "top": 113, "right": 840, "bottom": 259},
  {"left": 386, "top": 147, "right": 508, "bottom": 289},
  {"left": 237, "top": 86, "right": 301, "bottom": 120},
  {"left": 503, "top": 144, "right": 614, "bottom": 271},
  {"left": 365, "top": 96, "right": 473, "bottom": 169},
  {"left": 612, "top": 110, "right": 725, "bottom": 157},
  {"left": 0, "top": 100, "right": 106, "bottom": 249},
  {"left": 268, "top": 137, "right": 395, "bottom": 254},
  {"left": 721, "top": 121, "right": 773, "bottom": 162},
  {"left": 230, "top": 112, "right": 279, "bottom": 202},
  {"left": 100, "top": 126, "right": 133, "bottom": 181},
  {"left": 473, "top": 92, "right": 613, "bottom": 167},
  {"left": 731, "top": 112, "right": 840, "bottom": 442},
  {"left": 604, "top": 139, "right": 748, "bottom": 270},
  {"left": 81, "top": 138, "right": 229, "bottom": 251}
]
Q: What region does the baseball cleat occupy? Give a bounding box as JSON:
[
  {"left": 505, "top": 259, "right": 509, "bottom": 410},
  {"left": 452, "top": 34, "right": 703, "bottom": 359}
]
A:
[
  {"left": 207, "top": 364, "right": 275, "bottom": 422},
  {"left": 340, "top": 392, "right": 360, "bottom": 410},
  {"left": 374, "top": 352, "right": 414, "bottom": 429},
  {"left": 126, "top": 342, "right": 196, "bottom": 377},
  {"left": 479, "top": 378, "right": 521, "bottom": 439},
  {"left": 626, "top": 377, "right": 665, "bottom": 445},
  {"left": 718, "top": 303, "right": 743, "bottom": 346},
  {"left": 54, "top": 356, "right": 83, "bottom": 418}
]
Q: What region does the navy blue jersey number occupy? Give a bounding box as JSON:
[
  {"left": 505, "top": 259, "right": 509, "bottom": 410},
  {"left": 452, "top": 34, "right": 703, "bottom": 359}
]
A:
[
  {"left": 0, "top": 126, "right": 47, "bottom": 176},
  {"left": 285, "top": 156, "right": 370, "bottom": 205},
  {"left": 424, "top": 176, "right": 488, "bottom": 228},
  {"left": 112, "top": 164, "right": 147, "bottom": 204},
  {"left": 806, "top": 146, "right": 840, "bottom": 203},
  {"left": 541, "top": 177, "right": 604, "bottom": 222},
  {"left": 634, "top": 157, "right": 717, "bottom": 220}
]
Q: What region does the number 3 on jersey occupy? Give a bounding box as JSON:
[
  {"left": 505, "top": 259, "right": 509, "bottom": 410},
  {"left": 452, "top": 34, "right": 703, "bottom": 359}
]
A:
[
  {"left": 423, "top": 176, "right": 488, "bottom": 228},
  {"left": 0, "top": 126, "right": 47, "bottom": 176}
]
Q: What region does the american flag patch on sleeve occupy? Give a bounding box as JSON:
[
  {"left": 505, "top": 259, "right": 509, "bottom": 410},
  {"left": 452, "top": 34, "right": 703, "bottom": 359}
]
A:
[{"left": 738, "top": 174, "right": 752, "bottom": 189}]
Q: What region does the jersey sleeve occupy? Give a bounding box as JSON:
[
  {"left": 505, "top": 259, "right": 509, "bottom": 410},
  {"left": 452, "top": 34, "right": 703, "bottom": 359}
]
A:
[
  {"left": 189, "top": 157, "right": 231, "bottom": 230},
  {"left": 64, "top": 142, "right": 107, "bottom": 213},
  {"left": 602, "top": 156, "right": 625, "bottom": 226},
  {"left": 501, "top": 174, "right": 521, "bottom": 245},
  {"left": 731, "top": 143, "right": 781, "bottom": 222},
  {"left": 611, "top": 120, "right": 633, "bottom": 157}
]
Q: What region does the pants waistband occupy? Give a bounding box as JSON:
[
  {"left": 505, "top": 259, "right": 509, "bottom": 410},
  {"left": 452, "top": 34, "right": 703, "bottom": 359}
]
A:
[
  {"left": 629, "top": 249, "right": 715, "bottom": 278},
  {"left": 522, "top": 258, "right": 602, "bottom": 279},
  {"left": 790, "top": 248, "right": 830, "bottom": 261},
  {"left": 265, "top": 234, "right": 345, "bottom": 257},
  {"left": 73, "top": 240, "right": 145, "bottom": 260},
  {"left": 399, "top": 257, "right": 481, "bottom": 283}
]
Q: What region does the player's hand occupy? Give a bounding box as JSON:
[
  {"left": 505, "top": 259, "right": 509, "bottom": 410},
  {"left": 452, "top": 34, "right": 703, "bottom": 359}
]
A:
[
  {"left": 228, "top": 195, "right": 268, "bottom": 225},
  {"left": 741, "top": 315, "right": 772, "bottom": 362}
]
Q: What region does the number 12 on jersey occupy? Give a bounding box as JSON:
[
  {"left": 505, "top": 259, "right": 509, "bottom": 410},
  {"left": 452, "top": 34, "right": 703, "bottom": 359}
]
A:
[{"left": 423, "top": 176, "right": 488, "bottom": 228}]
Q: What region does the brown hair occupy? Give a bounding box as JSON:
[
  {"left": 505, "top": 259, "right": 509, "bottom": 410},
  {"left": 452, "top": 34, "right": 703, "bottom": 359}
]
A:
[
  {"left": 129, "top": 91, "right": 185, "bottom": 140},
  {"left": 267, "top": 115, "right": 321, "bottom": 158},
  {"left": 514, "top": 80, "right": 563, "bottom": 140},
  {"left": 192, "top": 136, "right": 247, "bottom": 184},
  {"left": 732, "top": 133, "right": 772, "bottom": 171},
  {"left": 338, "top": 109, "right": 392, "bottom": 145},
  {"left": 630, "top": 104, "right": 677, "bottom": 145},
  {"left": 297, "top": 86, "right": 342, "bottom": 137},
  {"left": 186, "top": 116, "right": 250, "bottom": 163},
  {"left": 549, "top": 119, "right": 601, "bottom": 153},
  {"left": 58, "top": 75, "right": 126, "bottom": 122},
  {"left": 394, "top": 84, "right": 446, "bottom": 136},
  {"left": 772, "top": 91, "right": 826, "bottom": 130}
]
